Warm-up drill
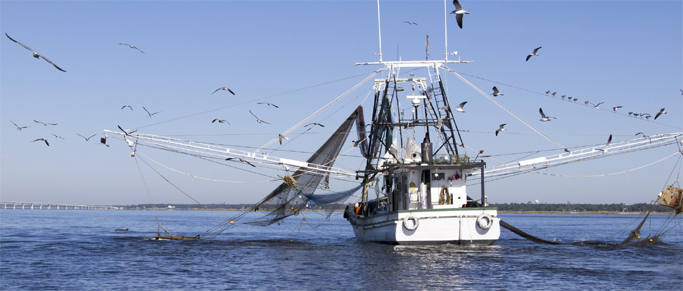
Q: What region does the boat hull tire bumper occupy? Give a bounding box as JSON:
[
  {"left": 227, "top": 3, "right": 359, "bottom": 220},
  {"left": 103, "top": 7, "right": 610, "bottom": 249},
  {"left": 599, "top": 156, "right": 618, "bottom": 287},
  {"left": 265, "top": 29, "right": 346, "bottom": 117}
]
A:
[
  {"left": 403, "top": 216, "right": 419, "bottom": 231},
  {"left": 477, "top": 213, "right": 493, "bottom": 230}
]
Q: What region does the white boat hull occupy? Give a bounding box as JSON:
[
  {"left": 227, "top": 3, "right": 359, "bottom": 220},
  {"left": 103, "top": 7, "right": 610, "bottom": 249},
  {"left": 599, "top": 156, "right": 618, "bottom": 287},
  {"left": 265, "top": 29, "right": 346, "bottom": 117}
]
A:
[{"left": 346, "top": 207, "right": 500, "bottom": 245}]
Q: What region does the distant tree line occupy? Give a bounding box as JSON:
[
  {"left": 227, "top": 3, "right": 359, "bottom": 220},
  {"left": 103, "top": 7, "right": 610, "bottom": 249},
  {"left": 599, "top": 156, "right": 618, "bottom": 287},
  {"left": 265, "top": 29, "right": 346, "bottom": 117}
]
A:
[{"left": 490, "top": 203, "right": 671, "bottom": 213}]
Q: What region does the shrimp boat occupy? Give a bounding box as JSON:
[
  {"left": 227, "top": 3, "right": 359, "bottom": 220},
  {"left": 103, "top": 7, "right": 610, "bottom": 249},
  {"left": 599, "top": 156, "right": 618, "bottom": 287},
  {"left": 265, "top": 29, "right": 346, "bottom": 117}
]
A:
[
  {"left": 342, "top": 58, "right": 499, "bottom": 245},
  {"left": 102, "top": 1, "right": 682, "bottom": 244}
]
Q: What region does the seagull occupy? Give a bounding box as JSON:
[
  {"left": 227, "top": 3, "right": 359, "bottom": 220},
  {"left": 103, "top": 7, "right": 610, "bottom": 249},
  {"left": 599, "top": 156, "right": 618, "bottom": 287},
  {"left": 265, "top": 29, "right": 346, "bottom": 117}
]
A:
[
  {"left": 450, "top": 0, "right": 469, "bottom": 29},
  {"left": 573, "top": 98, "right": 578, "bottom": 102},
  {"left": 117, "top": 125, "right": 137, "bottom": 136},
  {"left": 11, "top": 120, "right": 28, "bottom": 130},
  {"left": 225, "top": 157, "right": 256, "bottom": 167},
  {"left": 34, "top": 120, "right": 57, "bottom": 126},
  {"left": 545, "top": 90, "right": 551, "bottom": 94},
  {"left": 257, "top": 102, "right": 279, "bottom": 108},
  {"left": 455, "top": 101, "right": 467, "bottom": 113},
  {"left": 118, "top": 43, "right": 144, "bottom": 54},
  {"left": 212, "top": 119, "right": 230, "bottom": 124},
  {"left": 78, "top": 134, "right": 96, "bottom": 141},
  {"left": 539, "top": 108, "right": 556, "bottom": 122},
  {"left": 561, "top": 95, "right": 566, "bottom": 100},
  {"left": 590, "top": 102, "right": 604, "bottom": 109},
  {"left": 655, "top": 108, "right": 667, "bottom": 120},
  {"left": 551, "top": 92, "right": 557, "bottom": 96},
  {"left": 404, "top": 21, "right": 417, "bottom": 25},
  {"left": 212, "top": 87, "right": 235, "bottom": 95},
  {"left": 32, "top": 138, "right": 49, "bottom": 146},
  {"left": 635, "top": 132, "right": 652, "bottom": 142},
  {"left": 121, "top": 105, "right": 133, "bottom": 111},
  {"left": 584, "top": 100, "right": 590, "bottom": 105},
  {"left": 352, "top": 137, "right": 367, "bottom": 147},
  {"left": 249, "top": 110, "right": 270, "bottom": 124},
  {"left": 278, "top": 134, "right": 289, "bottom": 145},
  {"left": 628, "top": 112, "right": 633, "bottom": 116},
  {"left": 491, "top": 86, "right": 504, "bottom": 97},
  {"left": 51, "top": 134, "right": 65, "bottom": 139},
  {"left": 597, "top": 134, "right": 612, "bottom": 153},
  {"left": 526, "top": 46, "right": 542, "bottom": 62},
  {"left": 5, "top": 33, "right": 66, "bottom": 72},
  {"left": 612, "top": 106, "right": 622, "bottom": 112},
  {"left": 495, "top": 124, "right": 506, "bottom": 136},
  {"left": 143, "top": 107, "right": 160, "bottom": 117},
  {"left": 304, "top": 123, "right": 325, "bottom": 127}
]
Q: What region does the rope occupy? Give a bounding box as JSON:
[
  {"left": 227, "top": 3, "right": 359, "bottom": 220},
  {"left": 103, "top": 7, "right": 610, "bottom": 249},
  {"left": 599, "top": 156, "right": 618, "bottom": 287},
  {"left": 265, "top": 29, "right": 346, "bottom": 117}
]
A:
[
  {"left": 256, "top": 68, "right": 385, "bottom": 153},
  {"left": 527, "top": 151, "right": 680, "bottom": 178},
  {"left": 133, "top": 70, "right": 380, "bottom": 131},
  {"left": 445, "top": 66, "right": 569, "bottom": 152}
]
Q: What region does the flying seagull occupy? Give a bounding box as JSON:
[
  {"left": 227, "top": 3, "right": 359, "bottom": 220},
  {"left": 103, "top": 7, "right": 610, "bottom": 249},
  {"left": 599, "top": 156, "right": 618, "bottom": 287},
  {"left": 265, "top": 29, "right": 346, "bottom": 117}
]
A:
[
  {"left": 352, "top": 137, "right": 367, "bottom": 147},
  {"left": 491, "top": 86, "right": 504, "bottom": 97},
  {"left": 597, "top": 134, "right": 613, "bottom": 153},
  {"left": 34, "top": 120, "right": 57, "bottom": 126},
  {"left": 249, "top": 110, "right": 270, "bottom": 124},
  {"left": 495, "top": 124, "right": 506, "bottom": 136},
  {"left": 118, "top": 43, "right": 144, "bottom": 54},
  {"left": 117, "top": 125, "right": 137, "bottom": 136},
  {"left": 257, "top": 102, "right": 279, "bottom": 108},
  {"left": 52, "top": 134, "right": 65, "bottom": 139},
  {"left": 5, "top": 33, "right": 66, "bottom": 72},
  {"left": 212, "top": 119, "right": 230, "bottom": 124},
  {"left": 612, "top": 106, "right": 622, "bottom": 112},
  {"left": 635, "top": 132, "right": 652, "bottom": 142},
  {"left": 404, "top": 21, "right": 417, "bottom": 25},
  {"left": 591, "top": 102, "right": 604, "bottom": 109},
  {"left": 78, "top": 134, "right": 96, "bottom": 141},
  {"left": 11, "top": 120, "right": 28, "bottom": 131},
  {"left": 278, "top": 134, "right": 289, "bottom": 145},
  {"left": 212, "top": 87, "right": 235, "bottom": 95},
  {"left": 455, "top": 101, "right": 467, "bottom": 113},
  {"left": 304, "top": 123, "right": 325, "bottom": 127},
  {"left": 32, "top": 138, "right": 49, "bottom": 146},
  {"left": 539, "top": 108, "right": 556, "bottom": 122},
  {"left": 450, "top": 0, "right": 469, "bottom": 29},
  {"left": 143, "top": 106, "right": 160, "bottom": 117},
  {"left": 655, "top": 108, "right": 667, "bottom": 120},
  {"left": 526, "top": 46, "right": 542, "bottom": 62},
  {"left": 121, "top": 105, "right": 133, "bottom": 111}
]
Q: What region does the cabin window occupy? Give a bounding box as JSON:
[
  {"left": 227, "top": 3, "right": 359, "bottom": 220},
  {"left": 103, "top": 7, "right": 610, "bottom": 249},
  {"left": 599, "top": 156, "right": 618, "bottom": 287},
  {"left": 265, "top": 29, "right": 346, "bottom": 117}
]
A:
[{"left": 432, "top": 172, "right": 445, "bottom": 181}]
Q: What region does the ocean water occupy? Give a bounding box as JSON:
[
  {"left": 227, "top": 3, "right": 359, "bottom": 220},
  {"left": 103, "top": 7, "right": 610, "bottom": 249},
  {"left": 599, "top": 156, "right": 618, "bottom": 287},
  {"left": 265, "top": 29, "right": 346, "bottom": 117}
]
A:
[{"left": 1, "top": 210, "right": 681, "bottom": 290}]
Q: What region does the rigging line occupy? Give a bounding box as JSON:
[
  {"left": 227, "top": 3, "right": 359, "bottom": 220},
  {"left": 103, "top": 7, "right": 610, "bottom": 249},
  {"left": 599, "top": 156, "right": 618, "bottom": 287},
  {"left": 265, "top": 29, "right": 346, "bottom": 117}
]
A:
[
  {"left": 527, "top": 151, "right": 680, "bottom": 178},
  {"left": 133, "top": 154, "right": 166, "bottom": 232},
  {"left": 135, "top": 154, "right": 231, "bottom": 225},
  {"left": 133, "top": 142, "right": 280, "bottom": 179},
  {"left": 445, "top": 66, "right": 569, "bottom": 152},
  {"left": 452, "top": 71, "right": 683, "bottom": 130},
  {"left": 267, "top": 86, "right": 374, "bottom": 156},
  {"left": 133, "top": 70, "right": 379, "bottom": 131},
  {"left": 135, "top": 151, "right": 278, "bottom": 183},
  {"left": 255, "top": 68, "right": 386, "bottom": 153}
]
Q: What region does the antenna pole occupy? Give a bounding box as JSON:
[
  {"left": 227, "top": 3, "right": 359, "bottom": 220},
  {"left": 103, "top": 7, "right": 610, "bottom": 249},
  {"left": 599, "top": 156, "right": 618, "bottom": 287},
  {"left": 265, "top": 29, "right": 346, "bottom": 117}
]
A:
[
  {"left": 377, "top": 0, "right": 383, "bottom": 62},
  {"left": 444, "top": 0, "right": 448, "bottom": 61}
]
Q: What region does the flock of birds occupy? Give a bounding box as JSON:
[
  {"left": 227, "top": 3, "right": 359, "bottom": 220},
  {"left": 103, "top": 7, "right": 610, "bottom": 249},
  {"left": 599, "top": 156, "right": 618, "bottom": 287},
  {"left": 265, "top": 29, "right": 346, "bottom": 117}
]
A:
[{"left": 6, "top": 2, "right": 677, "bottom": 154}]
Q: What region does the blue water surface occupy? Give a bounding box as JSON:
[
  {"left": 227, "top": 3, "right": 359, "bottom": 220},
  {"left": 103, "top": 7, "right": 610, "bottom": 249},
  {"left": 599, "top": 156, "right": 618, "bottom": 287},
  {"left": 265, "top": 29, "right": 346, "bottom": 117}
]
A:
[{"left": 1, "top": 210, "right": 681, "bottom": 290}]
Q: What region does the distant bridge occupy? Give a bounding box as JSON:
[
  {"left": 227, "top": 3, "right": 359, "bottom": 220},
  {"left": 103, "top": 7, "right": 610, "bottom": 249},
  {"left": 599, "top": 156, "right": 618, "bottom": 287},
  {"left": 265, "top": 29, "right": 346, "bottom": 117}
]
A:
[{"left": 1, "top": 201, "right": 120, "bottom": 210}]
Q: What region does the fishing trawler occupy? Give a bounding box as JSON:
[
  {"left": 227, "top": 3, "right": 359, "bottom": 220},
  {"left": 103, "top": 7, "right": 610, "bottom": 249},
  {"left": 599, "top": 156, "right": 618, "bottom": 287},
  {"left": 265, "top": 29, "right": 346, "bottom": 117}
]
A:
[
  {"left": 101, "top": 1, "right": 682, "bottom": 244},
  {"left": 342, "top": 58, "right": 500, "bottom": 245}
]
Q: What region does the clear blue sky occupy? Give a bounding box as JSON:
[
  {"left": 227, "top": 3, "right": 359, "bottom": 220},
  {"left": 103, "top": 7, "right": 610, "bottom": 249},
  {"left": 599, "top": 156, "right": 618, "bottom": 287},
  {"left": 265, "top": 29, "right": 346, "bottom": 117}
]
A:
[{"left": 2, "top": 1, "right": 681, "bottom": 206}]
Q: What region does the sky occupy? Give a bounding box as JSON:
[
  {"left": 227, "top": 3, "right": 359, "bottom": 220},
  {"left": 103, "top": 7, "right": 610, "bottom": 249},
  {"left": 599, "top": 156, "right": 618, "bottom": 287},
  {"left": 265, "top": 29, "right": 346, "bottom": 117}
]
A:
[{"left": 1, "top": 0, "right": 682, "bottom": 206}]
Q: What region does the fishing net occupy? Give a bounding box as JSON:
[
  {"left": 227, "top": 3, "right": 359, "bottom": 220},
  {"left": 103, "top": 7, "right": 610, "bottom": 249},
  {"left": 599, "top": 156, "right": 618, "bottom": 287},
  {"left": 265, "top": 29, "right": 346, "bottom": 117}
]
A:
[{"left": 244, "top": 106, "right": 365, "bottom": 226}]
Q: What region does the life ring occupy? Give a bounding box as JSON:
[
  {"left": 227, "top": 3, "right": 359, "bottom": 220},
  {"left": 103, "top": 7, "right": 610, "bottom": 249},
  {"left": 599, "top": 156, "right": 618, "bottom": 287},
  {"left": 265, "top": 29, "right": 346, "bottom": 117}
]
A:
[
  {"left": 403, "top": 216, "right": 419, "bottom": 231},
  {"left": 476, "top": 213, "right": 493, "bottom": 230}
]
